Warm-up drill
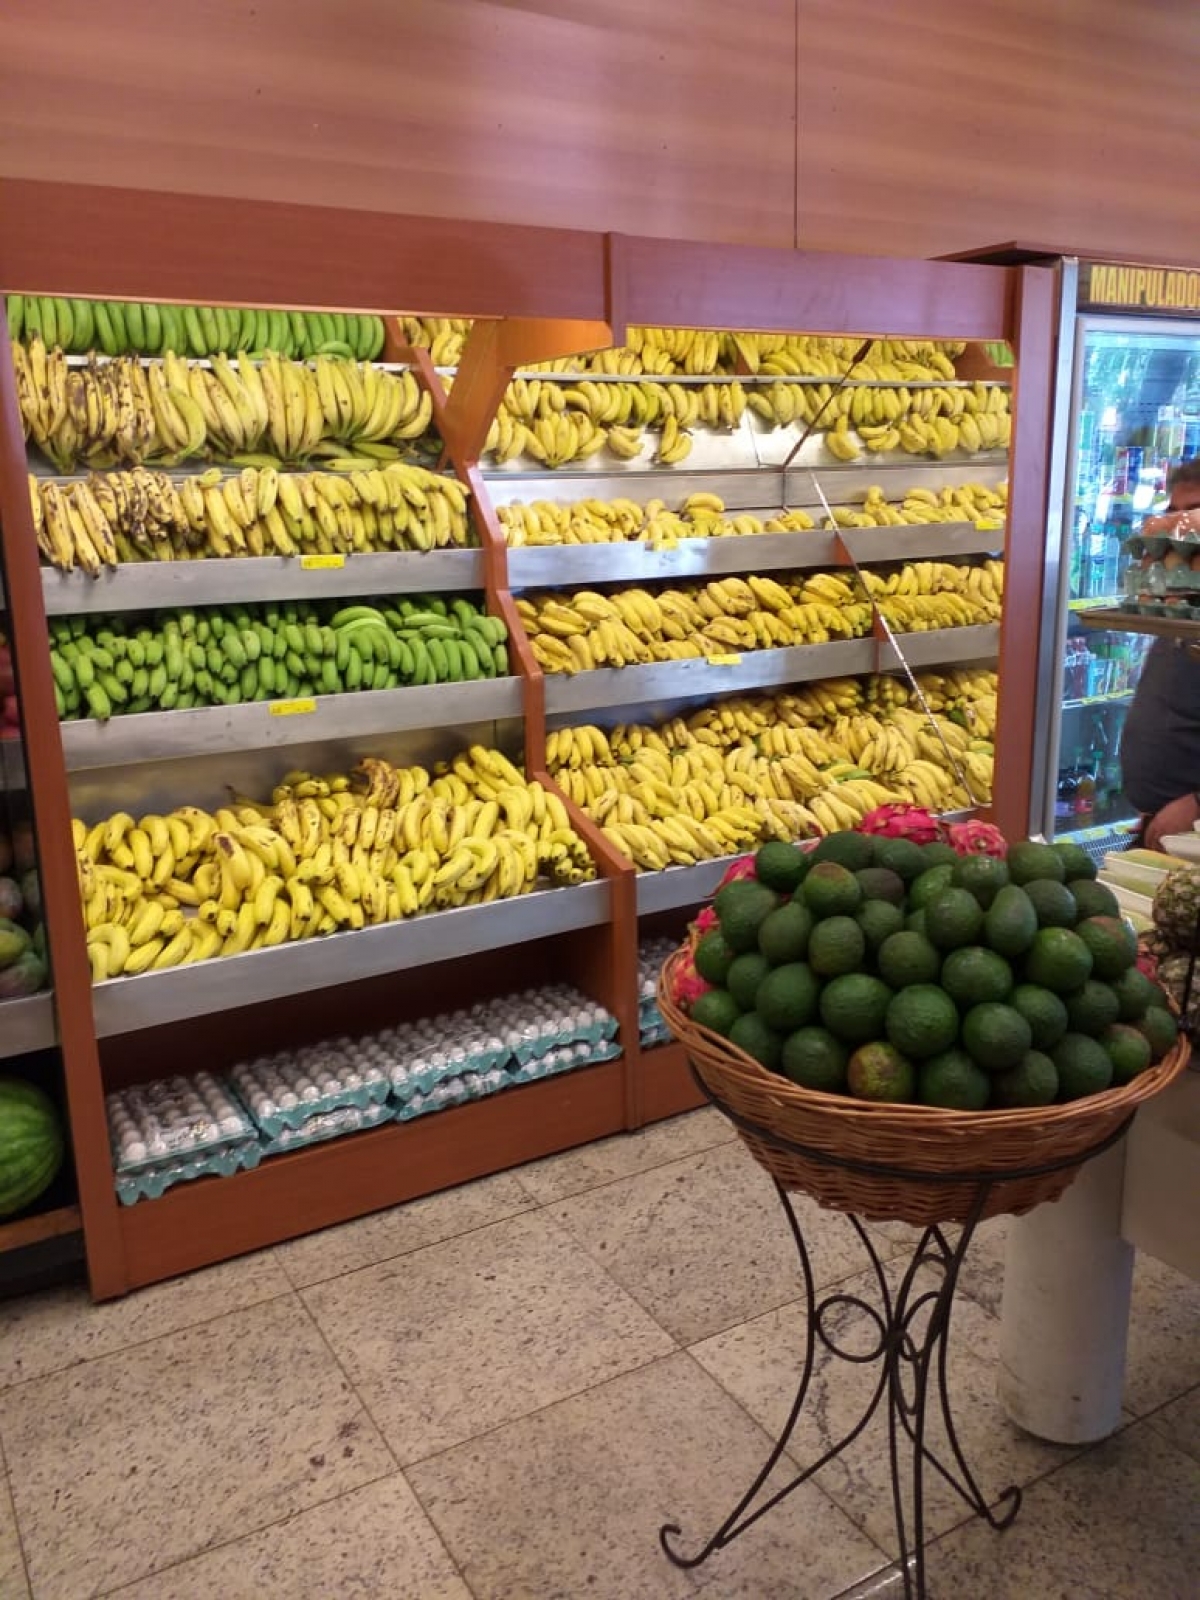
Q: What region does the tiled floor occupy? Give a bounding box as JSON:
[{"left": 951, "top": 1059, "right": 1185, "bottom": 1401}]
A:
[{"left": 1, "top": 1107, "right": 1197, "bottom": 1599}]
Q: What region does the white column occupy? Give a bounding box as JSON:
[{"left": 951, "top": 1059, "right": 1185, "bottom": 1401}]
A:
[{"left": 997, "top": 1142, "right": 1132, "bottom": 1444}]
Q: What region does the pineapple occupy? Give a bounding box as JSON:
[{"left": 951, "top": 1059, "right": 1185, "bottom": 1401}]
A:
[
  {"left": 1151, "top": 865, "right": 1200, "bottom": 951},
  {"left": 1154, "top": 953, "right": 1200, "bottom": 1035}
]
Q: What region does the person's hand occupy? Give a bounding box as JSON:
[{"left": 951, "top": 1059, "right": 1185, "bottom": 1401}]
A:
[{"left": 1145, "top": 793, "right": 1200, "bottom": 851}]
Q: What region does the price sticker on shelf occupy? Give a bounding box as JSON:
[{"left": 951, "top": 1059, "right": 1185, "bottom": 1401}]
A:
[
  {"left": 706, "top": 652, "right": 742, "bottom": 666},
  {"left": 268, "top": 698, "right": 317, "bottom": 717},
  {"left": 974, "top": 518, "right": 1004, "bottom": 532},
  {"left": 299, "top": 554, "right": 345, "bottom": 570}
]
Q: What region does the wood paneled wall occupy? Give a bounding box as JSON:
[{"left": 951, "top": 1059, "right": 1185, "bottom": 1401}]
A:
[
  {"left": 1, "top": 0, "right": 1198, "bottom": 263},
  {"left": 794, "top": 0, "right": 1200, "bottom": 262}
]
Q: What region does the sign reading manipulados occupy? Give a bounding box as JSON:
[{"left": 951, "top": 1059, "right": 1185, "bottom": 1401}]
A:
[{"left": 1079, "top": 261, "right": 1200, "bottom": 316}]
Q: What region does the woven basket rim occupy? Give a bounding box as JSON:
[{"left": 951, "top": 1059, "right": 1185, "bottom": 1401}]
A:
[{"left": 658, "top": 946, "right": 1192, "bottom": 1136}]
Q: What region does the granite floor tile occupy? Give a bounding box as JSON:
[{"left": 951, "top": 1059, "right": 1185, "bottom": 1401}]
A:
[
  {"left": 0, "top": 1438, "right": 29, "bottom": 1600},
  {"left": 921, "top": 1420, "right": 1200, "bottom": 1598},
  {"left": 303, "top": 1208, "right": 674, "bottom": 1466},
  {"left": 952, "top": 1213, "right": 1010, "bottom": 1318},
  {"left": 0, "top": 1295, "right": 393, "bottom": 1600},
  {"left": 273, "top": 1171, "right": 535, "bottom": 1289},
  {"left": 408, "top": 1352, "right": 883, "bottom": 1600},
  {"left": 109, "top": 1473, "right": 470, "bottom": 1600},
  {"left": 515, "top": 1108, "right": 734, "bottom": 1205},
  {"left": 691, "top": 1257, "right": 1076, "bottom": 1557},
  {"left": 0, "top": 1251, "right": 291, "bottom": 1391},
  {"left": 1143, "top": 1383, "right": 1200, "bottom": 1463},
  {"left": 546, "top": 1140, "right": 885, "bottom": 1344},
  {"left": 1123, "top": 1253, "right": 1200, "bottom": 1415}
]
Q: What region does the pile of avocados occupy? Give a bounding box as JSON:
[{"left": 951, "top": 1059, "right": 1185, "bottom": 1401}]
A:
[{"left": 690, "top": 832, "right": 1178, "bottom": 1110}]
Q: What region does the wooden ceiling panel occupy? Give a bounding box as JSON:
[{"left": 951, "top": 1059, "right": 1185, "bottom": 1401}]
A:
[{"left": 0, "top": 0, "right": 798, "bottom": 248}]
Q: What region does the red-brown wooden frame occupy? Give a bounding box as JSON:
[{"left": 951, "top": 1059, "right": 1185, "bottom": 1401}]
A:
[{"left": 0, "top": 179, "right": 1053, "bottom": 1297}]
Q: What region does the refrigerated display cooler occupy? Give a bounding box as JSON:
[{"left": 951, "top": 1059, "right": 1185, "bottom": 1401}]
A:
[{"left": 955, "top": 247, "right": 1200, "bottom": 858}]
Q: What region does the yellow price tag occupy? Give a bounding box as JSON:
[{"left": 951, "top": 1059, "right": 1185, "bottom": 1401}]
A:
[
  {"left": 268, "top": 698, "right": 317, "bottom": 717},
  {"left": 974, "top": 518, "right": 1004, "bottom": 532},
  {"left": 706, "top": 652, "right": 742, "bottom": 666},
  {"left": 299, "top": 554, "right": 345, "bottom": 570}
]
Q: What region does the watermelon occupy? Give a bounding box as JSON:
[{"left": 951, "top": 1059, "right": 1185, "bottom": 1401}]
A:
[{"left": 0, "top": 1077, "right": 64, "bottom": 1216}]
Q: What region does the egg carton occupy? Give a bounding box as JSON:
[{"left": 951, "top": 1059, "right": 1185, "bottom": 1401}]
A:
[
  {"left": 498, "top": 984, "right": 619, "bottom": 1065},
  {"left": 228, "top": 1048, "right": 390, "bottom": 1138},
  {"left": 258, "top": 1099, "right": 393, "bottom": 1157},
  {"left": 375, "top": 1015, "right": 511, "bottom": 1088},
  {"left": 1122, "top": 530, "right": 1200, "bottom": 559},
  {"left": 115, "top": 1139, "right": 262, "bottom": 1206},
  {"left": 394, "top": 1067, "right": 509, "bottom": 1121},
  {"left": 107, "top": 1072, "right": 254, "bottom": 1174},
  {"left": 393, "top": 1038, "right": 621, "bottom": 1123}
]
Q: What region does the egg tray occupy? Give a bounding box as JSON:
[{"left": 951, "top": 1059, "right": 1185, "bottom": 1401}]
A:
[
  {"left": 116, "top": 1140, "right": 263, "bottom": 1206},
  {"left": 227, "top": 1051, "right": 391, "bottom": 1138},
  {"left": 258, "top": 1099, "right": 394, "bottom": 1157},
  {"left": 1117, "top": 598, "right": 1200, "bottom": 620},
  {"left": 393, "top": 1038, "right": 623, "bottom": 1123},
  {"left": 107, "top": 1073, "right": 255, "bottom": 1175},
  {"left": 1122, "top": 530, "right": 1200, "bottom": 559}
]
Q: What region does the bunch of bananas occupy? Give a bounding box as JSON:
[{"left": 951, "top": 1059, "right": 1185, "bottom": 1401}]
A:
[
  {"left": 12, "top": 339, "right": 435, "bottom": 472},
  {"left": 400, "top": 318, "right": 472, "bottom": 367},
  {"left": 50, "top": 596, "right": 507, "bottom": 721},
  {"left": 861, "top": 560, "right": 1005, "bottom": 628},
  {"left": 547, "top": 672, "right": 998, "bottom": 870},
  {"left": 483, "top": 377, "right": 749, "bottom": 468},
  {"left": 910, "top": 667, "right": 999, "bottom": 740},
  {"left": 7, "top": 295, "right": 386, "bottom": 361},
  {"left": 74, "top": 748, "right": 596, "bottom": 981},
  {"left": 31, "top": 462, "right": 472, "bottom": 573},
  {"left": 499, "top": 483, "right": 1007, "bottom": 548},
  {"left": 816, "top": 386, "right": 1012, "bottom": 463},
  {"left": 408, "top": 320, "right": 967, "bottom": 382},
  {"left": 499, "top": 493, "right": 804, "bottom": 547},
  {"left": 517, "top": 560, "right": 1003, "bottom": 673},
  {"left": 481, "top": 375, "right": 1009, "bottom": 469},
  {"left": 827, "top": 482, "right": 1007, "bottom": 528}
]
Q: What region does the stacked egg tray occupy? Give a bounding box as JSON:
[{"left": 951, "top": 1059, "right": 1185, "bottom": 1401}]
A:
[
  {"left": 1120, "top": 528, "right": 1200, "bottom": 618},
  {"left": 638, "top": 937, "right": 677, "bottom": 1049},
  {"left": 107, "top": 985, "right": 621, "bottom": 1203}
]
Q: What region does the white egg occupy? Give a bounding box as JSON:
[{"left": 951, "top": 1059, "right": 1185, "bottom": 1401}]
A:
[{"left": 278, "top": 1090, "right": 299, "bottom": 1110}]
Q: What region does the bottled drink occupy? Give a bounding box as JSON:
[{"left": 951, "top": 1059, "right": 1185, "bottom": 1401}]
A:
[
  {"left": 1055, "top": 750, "right": 1079, "bottom": 828},
  {"left": 1074, "top": 754, "right": 1097, "bottom": 825}
]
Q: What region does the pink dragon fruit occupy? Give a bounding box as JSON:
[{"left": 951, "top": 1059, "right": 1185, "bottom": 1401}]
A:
[
  {"left": 670, "top": 947, "right": 712, "bottom": 1010},
  {"left": 858, "top": 804, "right": 943, "bottom": 845},
  {"left": 717, "top": 855, "right": 757, "bottom": 888},
  {"left": 946, "top": 819, "right": 1008, "bottom": 859},
  {"left": 1136, "top": 943, "right": 1159, "bottom": 982},
  {"left": 691, "top": 905, "right": 718, "bottom": 936}
]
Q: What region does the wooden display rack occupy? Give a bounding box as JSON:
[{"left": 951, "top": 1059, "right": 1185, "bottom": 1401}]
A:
[{"left": 0, "top": 179, "right": 1056, "bottom": 1297}]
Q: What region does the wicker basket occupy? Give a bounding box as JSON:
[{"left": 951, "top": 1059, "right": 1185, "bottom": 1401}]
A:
[{"left": 659, "top": 948, "right": 1192, "bottom": 1225}]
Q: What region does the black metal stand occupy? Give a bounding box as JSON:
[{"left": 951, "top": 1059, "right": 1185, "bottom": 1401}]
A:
[{"left": 660, "top": 1082, "right": 1135, "bottom": 1600}]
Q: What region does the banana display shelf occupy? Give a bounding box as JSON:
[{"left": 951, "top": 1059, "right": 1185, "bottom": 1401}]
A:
[{"left": 9, "top": 327, "right": 1006, "bottom": 1021}]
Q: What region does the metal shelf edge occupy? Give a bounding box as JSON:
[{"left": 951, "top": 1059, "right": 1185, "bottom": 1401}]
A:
[
  {"left": 508, "top": 523, "right": 1003, "bottom": 588},
  {"left": 41, "top": 550, "right": 486, "bottom": 615},
  {"left": 543, "top": 640, "right": 877, "bottom": 714},
  {"left": 635, "top": 855, "right": 744, "bottom": 915},
  {"left": 543, "top": 627, "right": 999, "bottom": 716},
  {"left": 90, "top": 880, "right": 612, "bottom": 1036},
  {"left": 0, "top": 992, "right": 57, "bottom": 1059},
  {"left": 61, "top": 677, "right": 524, "bottom": 770}
]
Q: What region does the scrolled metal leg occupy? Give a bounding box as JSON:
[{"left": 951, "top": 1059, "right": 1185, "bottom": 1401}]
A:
[{"left": 660, "top": 1180, "right": 1023, "bottom": 1600}]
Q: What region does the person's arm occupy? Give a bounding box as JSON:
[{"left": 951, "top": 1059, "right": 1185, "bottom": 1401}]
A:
[{"left": 1145, "top": 790, "right": 1200, "bottom": 851}]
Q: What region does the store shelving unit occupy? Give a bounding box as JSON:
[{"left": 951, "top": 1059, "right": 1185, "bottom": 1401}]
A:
[{"left": 0, "top": 188, "right": 1057, "bottom": 1297}]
